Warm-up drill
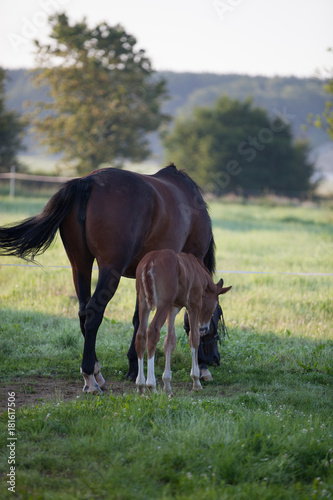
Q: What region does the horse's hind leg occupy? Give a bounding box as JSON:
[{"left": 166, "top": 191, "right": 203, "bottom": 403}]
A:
[
  {"left": 80, "top": 265, "right": 121, "bottom": 393},
  {"left": 72, "top": 266, "right": 107, "bottom": 391},
  {"left": 61, "top": 220, "right": 107, "bottom": 391}
]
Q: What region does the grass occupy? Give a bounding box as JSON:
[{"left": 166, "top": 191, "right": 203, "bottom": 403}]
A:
[{"left": 0, "top": 195, "right": 332, "bottom": 499}]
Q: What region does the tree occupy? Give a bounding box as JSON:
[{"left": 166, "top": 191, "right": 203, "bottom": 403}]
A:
[
  {"left": 31, "top": 13, "right": 169, "bottom": 175},
  {"left": 163, "top": 96, "right": 314, "bottom": 196},
  {"left": 307, "top": 50, "right": 333, "bottom": 141},
  {"left": 0, "top": 68, "right": 26, "bottom": 173}
]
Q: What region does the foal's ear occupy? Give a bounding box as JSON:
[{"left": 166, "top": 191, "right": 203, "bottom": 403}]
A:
[{"left": 216, "top": 278, "right": 232, "bottom": 295}]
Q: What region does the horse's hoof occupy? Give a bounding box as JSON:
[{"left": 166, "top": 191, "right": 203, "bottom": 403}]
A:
[
  {"left": 95, "top": 370, "right": 106, "bottom": 390},
  {"left": 200, "top": 368, "right": 213, "bottom": 381},
  {"left": 126, "top": 369, "right": 138, "bottom": 381},
  {"left": 83, "top": 383, "right": 103, "bottom": 395}
]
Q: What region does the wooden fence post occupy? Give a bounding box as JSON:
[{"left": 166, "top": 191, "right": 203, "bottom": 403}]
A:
[{"left": 10, "top": 165, "right": 15, "bottom": 198}]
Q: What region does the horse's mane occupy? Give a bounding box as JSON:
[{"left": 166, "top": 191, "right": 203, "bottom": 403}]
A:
[
  {"left": 164, "top": 162, "right": 205, "bottom": 196},
  {"left": 155, "top": 163, "right": 216, "bottom": 274}
]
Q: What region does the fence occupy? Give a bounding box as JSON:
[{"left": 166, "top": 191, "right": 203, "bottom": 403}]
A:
[{"left": 0, "top": 168, "right": 74, "bottom": 197}]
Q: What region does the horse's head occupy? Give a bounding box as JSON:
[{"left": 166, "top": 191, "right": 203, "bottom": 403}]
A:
[{"left": 200, "top": 305, "right": 224, "bottom": 366}]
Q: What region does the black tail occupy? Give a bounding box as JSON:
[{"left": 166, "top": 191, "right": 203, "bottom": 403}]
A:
[
  {"left": 204, "top": 235, "right": 216, "bottom": 275},
  {"left": 0, "top": 176, "right": 93, "bottom": 261}
]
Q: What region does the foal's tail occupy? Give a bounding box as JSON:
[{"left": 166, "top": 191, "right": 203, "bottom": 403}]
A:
[
  {"left": 0, "top": 176, "right": 93, "bottom": 261},
  {"left": 141, "top": 261, "right": 157, "bottom": 311}
]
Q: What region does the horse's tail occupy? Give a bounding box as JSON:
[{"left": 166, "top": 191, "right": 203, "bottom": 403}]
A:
[
  {"left": 0, "top": 176, "right": 93, "bottom": 261},
  {"left": 204, "top": 235, "right": 216, "bottom": 276},
  {"left": 141, "top": 260, "right": 157, "bottom": 311}
]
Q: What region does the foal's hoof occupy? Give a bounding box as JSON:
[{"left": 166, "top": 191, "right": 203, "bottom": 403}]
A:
[
  {"left": 146, "top": 385, "right": 158, "bottom": 394},
  {"left": 200, "top": 368, "right": 213, "bottom": 381}
]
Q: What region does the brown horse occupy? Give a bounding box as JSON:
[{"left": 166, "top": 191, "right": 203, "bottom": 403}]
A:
[
  {"left": 135, "top": 249, "right": 231, "bottom": 394},
  {"left": 0, "top": 164, "right": 216, "bottom": 393}
]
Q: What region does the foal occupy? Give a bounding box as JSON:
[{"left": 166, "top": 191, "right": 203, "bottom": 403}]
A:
[{"left": 135, "top": 249, "right": 231, "bottom": 394}]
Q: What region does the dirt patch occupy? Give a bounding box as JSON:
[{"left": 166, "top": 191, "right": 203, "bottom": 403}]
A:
[
  {"left": 1, "top": 376, "right": 232, "bottom": 409},
  {"left": 0, "top": 376, "right": 138, "bottom": 409}
]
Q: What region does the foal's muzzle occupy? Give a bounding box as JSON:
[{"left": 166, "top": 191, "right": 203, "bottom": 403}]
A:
[{"left": 199, "top": 325, "right": 209, "bottom": 335}]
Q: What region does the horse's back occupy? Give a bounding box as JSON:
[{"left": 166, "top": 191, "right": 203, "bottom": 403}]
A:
[{"left": 68, "top": 166, "right": 213, "bottom": 277}]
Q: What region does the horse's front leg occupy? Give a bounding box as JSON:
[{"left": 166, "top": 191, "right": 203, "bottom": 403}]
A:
[{"left": 126, "top": 300, "right": 140, "bottom": 381}]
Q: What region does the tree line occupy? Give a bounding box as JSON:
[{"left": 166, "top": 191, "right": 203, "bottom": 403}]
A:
[{"left": 1, "top": 13, "right": 332, "bottom": 196}]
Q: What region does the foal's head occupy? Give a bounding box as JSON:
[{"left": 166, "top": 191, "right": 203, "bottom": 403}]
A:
[{"left": 199, "top": 279, "right": 232, "bottom": 334}]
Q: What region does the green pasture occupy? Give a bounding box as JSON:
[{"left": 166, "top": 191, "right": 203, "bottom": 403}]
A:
[{"left": 0, "top": 195, "right": 332, "bottom": 499}]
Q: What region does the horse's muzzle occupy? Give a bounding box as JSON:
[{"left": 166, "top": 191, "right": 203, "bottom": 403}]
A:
[{"left": 199, "top": 325, "right": 209, "bottom": 335}]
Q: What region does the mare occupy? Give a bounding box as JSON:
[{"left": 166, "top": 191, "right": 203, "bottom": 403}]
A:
[
  {"left": 135, "top": 249, "right": 232, "bottom": 394},
  {"left": 0, "top": 164, "right": 216, "bottom": 393}
]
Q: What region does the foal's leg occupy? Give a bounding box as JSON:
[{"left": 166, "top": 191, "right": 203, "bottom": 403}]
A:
[
  {"left": 162, "top": 307, "right": 180, "bottom": 395},
  {"left": 188, "top": 314, "right": 203, "bottom": 391},
  {"left": 146, "top": 305, "right": 169, "bottom": 393},
  {"left": 135, "top": 301, "right": 150, "bottom": 394}
]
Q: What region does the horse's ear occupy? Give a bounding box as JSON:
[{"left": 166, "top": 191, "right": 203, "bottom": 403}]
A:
[{"left": 216, "top": 279, "right": 232, "bottom": 295}]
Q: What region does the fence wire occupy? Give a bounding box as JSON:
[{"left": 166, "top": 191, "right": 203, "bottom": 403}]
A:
[{"left": 0, "top": 262, "right": 331, "bottom": 277}]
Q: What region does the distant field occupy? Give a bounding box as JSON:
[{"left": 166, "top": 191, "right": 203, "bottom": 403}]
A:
[
  {"left": 0, "top": 196, "right": 332, "bottom": 499},
  {"left": 18, "top": 155, "right": 161, "bottom": 176}
]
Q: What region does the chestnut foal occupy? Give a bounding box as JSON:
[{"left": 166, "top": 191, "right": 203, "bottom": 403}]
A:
[{"left": 135, "top": 249, "right": 231, "bottom": 394}]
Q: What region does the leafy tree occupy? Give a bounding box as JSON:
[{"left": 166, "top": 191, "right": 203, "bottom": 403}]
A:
[
  {"left": 163, "top": 96, "right": 314, "bottom": 196},
  {"left": 0, "top": 68, "right": 26, "bottom": 173},
  {"left": 31, "top": 13, "right": 169, "bottom": 175},
  {"left": 307, "top": 51, "right": 333, "bottom": 141}
]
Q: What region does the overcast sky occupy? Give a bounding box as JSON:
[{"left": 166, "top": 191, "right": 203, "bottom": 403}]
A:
[{"left": 0, "top": 0, "right": 332, "bottom": 77}]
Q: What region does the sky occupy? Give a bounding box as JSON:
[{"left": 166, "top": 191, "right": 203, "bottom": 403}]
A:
[{"left": 0, "top": 0, "right": 332, "bottom": 77}]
